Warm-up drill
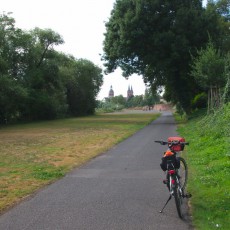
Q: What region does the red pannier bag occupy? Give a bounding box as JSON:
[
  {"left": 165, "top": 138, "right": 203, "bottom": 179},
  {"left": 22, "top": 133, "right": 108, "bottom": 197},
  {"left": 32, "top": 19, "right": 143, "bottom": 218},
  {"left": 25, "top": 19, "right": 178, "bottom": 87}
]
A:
[{"left": 168, "top": 136, "right": 185, "bottom": 151}]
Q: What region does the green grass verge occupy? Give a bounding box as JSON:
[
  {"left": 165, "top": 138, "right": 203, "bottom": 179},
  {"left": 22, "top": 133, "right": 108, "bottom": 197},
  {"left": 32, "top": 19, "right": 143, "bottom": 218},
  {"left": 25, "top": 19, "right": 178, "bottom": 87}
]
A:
[
  {"left": 176, "top": 105, "right": 230, "bottom": 230},
  {"left": 0, "top": 113, "right": 160, "bottom": 213}
]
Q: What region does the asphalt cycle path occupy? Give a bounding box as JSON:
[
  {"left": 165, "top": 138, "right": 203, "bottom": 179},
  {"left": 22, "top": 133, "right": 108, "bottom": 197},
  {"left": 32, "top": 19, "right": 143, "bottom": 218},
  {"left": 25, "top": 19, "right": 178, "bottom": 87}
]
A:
[{"left": 0, "top": 112, "right": 193, "bottom": 230}]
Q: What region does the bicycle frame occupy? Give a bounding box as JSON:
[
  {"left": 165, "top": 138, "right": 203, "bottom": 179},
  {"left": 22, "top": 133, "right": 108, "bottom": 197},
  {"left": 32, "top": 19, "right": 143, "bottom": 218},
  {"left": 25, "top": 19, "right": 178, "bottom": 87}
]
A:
[
  {"left": 159, "top": 167, "right": 183, "bottom": 214},
  {"left": 169, "top": 169, "right": 183, "bottom": 195},
  {"left": 169, "top": 169, "right": 177, "bottom": 194}
]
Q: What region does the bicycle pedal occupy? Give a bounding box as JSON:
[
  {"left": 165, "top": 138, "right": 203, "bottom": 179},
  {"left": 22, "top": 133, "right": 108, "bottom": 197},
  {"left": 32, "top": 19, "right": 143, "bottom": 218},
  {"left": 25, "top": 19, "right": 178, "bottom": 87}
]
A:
[
  {"left": 184, "top": 193, "right": 192, "bottom": 198},
  {"left": 163, "top": 179, "right": 168, "bottom": 184}
]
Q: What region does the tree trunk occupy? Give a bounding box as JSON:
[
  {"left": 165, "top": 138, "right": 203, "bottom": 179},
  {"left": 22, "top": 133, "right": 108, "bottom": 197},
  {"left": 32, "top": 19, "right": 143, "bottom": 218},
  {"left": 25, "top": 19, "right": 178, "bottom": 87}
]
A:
[{"left": 208, "top": 85, "right": 221, "bottom": 114}]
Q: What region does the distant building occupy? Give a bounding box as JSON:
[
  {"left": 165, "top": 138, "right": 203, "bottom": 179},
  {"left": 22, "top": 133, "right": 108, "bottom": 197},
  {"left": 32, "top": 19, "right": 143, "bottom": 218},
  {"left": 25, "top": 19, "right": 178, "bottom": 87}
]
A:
[
  {"left": 127, "top": 85, "right": 134, "bottom": 100},
  {"left": 107, "top": 85, "right": 134, "bottom": 100},
  {"left": 108, "top": 85, "right": 114, "bottom": 98}
]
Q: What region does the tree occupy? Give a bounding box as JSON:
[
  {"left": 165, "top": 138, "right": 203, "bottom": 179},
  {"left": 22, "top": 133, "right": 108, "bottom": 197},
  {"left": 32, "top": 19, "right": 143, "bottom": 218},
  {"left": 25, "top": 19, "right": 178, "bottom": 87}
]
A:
[
  {"left": 191, "top": 41, "right": 226, "bottom": 112},
  {"left": 102, "top": 0, "right": 222, "bottom": 113},
  {"left": 31, "top": 28, "right": 64, "bottom": 68},
  {"left": 0, "top": 12, "right": 30, "bottom": 122},
  {"left": 205, "top": 0, "right": 230, "bottom": 53},
  {"left": 24, "top": 57, "right": 68, "bottom": 120},
  {"left": 110, "top": 95, "right": 126, "bottom": 106},
  {"left": 0, "top": 75, "right": 27, "bottom": 123},
  {"left": 208, "top": 0, "right": 230, "bottom": 21},
  {"left": 66, "top": 59, "right": 103, "bottom": 116},
  {"left": 143, "top": 87, "right": 160, "bottom": 107},
  {"left": 21, "top": 29, "right": 66, "bottom": 120},
  {"left": 126, "top": 95, "right": 142, "bottom": 108},
  {"left": 0, "top": 12, "right": 16, "bottom": 75},
  {"left": 0, "top": 12, "right": 104, "bottom": 122},
  {"left": 223, "top": 53, "right": 230, "bottom": 102}
]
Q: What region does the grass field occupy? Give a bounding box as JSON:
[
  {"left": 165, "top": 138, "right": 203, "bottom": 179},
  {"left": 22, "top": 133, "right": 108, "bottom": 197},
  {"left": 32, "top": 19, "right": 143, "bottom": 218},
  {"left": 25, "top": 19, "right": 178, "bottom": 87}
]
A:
[
  {"left": 176, "top": 106, "right": 230, "bottom": 230},
  {"left": 0, "top": 113, "right": 159, "bottom": 213}
]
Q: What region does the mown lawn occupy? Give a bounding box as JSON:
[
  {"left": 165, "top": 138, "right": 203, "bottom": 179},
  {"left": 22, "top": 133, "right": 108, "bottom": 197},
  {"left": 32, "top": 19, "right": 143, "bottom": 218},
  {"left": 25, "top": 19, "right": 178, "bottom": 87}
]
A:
[
  {"left": 0, "top": 113, "right": 160, "bottom": 213},
  {"left": 176, "top": 106, "right": 230, "bottom": 230}
]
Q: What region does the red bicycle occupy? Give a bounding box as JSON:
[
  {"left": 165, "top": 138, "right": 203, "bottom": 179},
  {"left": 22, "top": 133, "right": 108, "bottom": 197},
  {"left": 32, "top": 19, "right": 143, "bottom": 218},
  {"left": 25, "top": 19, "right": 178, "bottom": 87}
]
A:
[{"left": 155, "top": 137, "right": 191, "bottom": 218}]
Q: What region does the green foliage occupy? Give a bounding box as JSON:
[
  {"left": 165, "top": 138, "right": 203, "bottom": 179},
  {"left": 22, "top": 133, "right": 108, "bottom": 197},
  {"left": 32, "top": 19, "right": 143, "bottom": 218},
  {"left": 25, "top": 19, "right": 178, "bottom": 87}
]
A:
[
  {"left": 223, "top": 53, "right": 230, "bottom": 102},
  {"left": 102, "top": 0, "right": 222, "bottom": 113},
  {"left": 97, "top": 87, "right": 160, "bottom": 112},
  {"left": 205, "top": 1, "right": 230, "bottom": 53},
  {"left": 214, "top": 0, "right": 230, "bottom": 22},
  {"left": 27, "top": 89, "right": 67, "bottom": 120},
  {"left": 102, "top": 0, "right": 230, "bottom": 114},
  {"left": 0, "top": 75, "right": 28, "bottom": 123},
  {"left": 190, "top": 39, "right": 230, "bottom": 112},
  {"left": 0, "top": 12, "right": 103, "bottom": 122},
  {"left": 124, "top": 87, "right": 160, "bottom": 108},
  {"left": 23, "top": 57, "right": 68, "bottom": 120},
  {"left": 191, "top": 92, "right": 208, "bottom": 109},
  {"left": 197, "top": 103, "right": 230, "bottom": 138},
  {"left": 97, "top": 95, "right": 127, "bottom": 113},
  {"left": 143, "top": 88, "right": 160, "bottom": 106},
  {"left": 110, "top": 95, "right": 126, "bottom": 106},
  {"left": 191, "top": 41, "right": 226, "bottom": 89},
  {"left": 178, "top": 104, "right": 230, "bottom": 229},
  {"left": 175, "top": 103, "right": 185, "bottom": 117},
  {"left": 173, "top": 112, "right": 188, "bottom": 124},
  {"left": 126, "top": 95, "right": 143, "bottom": 108},
  {"left": 66, "top": 59, "right": 103, "bottom": 116}
]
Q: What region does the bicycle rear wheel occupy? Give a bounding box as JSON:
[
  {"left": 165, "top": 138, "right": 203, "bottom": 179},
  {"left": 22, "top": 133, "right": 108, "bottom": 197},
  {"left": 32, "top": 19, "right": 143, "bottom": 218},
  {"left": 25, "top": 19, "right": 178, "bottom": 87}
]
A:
[
  {"left": 177, "top": 157, "right": 188, "bottom": 190},
  {"left": 174, "top": 183, "right": 183, "bottom": 218}
]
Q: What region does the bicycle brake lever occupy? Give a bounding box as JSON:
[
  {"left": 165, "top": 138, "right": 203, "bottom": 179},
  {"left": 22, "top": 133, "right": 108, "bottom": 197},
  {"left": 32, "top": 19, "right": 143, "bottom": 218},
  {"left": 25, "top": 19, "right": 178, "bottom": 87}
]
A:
[{"left": 155, "top": 141, "right": 168, "bottom": 145}]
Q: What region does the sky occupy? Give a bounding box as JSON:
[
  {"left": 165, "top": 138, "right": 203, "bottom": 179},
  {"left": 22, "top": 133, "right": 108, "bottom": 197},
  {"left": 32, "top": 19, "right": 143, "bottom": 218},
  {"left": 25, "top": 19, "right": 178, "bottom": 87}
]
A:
[{"left": 1, "top": 0, "right": 207, "bottom": 100}]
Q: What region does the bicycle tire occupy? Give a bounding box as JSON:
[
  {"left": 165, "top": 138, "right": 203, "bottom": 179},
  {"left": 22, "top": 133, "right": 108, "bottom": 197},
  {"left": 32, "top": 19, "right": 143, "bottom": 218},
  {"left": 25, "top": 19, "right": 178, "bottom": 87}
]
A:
[
  {"left": 174, "top": 183, "right": 183, "bottom": 218},
  {"left": 177, "top": 157, "right": 188, "bottom": 191}
]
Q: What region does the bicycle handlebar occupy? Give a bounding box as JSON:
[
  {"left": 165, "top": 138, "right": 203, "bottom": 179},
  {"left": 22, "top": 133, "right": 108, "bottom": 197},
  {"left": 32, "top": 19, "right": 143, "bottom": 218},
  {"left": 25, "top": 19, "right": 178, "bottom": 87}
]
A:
[
  {"left": 154, "top": 140, "right": 189, "bottom": 146},
  {"left": 155, "top": 140, "right": 168, "bottom": 145}
]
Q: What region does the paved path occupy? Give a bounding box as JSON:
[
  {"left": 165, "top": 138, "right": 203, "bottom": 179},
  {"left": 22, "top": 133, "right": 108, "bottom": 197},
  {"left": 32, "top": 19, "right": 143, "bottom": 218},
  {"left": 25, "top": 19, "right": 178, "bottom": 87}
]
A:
[{"left": 0, "top": 112, "right": 193, "bottom": 230}]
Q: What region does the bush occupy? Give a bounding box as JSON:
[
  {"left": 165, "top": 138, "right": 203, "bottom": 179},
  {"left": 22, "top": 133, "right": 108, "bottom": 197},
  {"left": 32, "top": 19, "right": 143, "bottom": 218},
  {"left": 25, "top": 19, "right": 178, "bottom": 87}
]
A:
[
  {"left": 96, "top": 101, "right": 124, "bottom": 113},
  {"left": 192, "top": 92, "right": 207, "bottom": 109}
]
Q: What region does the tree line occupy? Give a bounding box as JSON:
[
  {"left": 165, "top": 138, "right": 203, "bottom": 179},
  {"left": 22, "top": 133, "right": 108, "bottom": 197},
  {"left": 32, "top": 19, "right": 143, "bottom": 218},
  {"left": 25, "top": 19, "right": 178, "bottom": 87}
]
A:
[
  {"left": 97, "top": 88, "right": 161, "bottom": 113},
  {"left": 102, "top": 0, "right": 230, "bottom": 114},
  {"left": 0, "top": 12, "right": 103, "bottom": 124}
]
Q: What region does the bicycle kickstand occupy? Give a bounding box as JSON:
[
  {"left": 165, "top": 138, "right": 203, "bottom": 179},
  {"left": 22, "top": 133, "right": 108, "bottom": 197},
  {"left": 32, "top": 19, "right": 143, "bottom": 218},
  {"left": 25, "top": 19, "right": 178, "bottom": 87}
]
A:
[{"left": 159, "top": 195, "right": 172, "bottom": 213}]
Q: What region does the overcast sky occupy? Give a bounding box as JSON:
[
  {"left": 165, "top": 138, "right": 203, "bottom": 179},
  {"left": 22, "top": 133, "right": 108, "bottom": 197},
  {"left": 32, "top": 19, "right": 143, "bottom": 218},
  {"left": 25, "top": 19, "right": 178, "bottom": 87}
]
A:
[{"left": 2, "top": 0, "right": 207, "bottom": 99}]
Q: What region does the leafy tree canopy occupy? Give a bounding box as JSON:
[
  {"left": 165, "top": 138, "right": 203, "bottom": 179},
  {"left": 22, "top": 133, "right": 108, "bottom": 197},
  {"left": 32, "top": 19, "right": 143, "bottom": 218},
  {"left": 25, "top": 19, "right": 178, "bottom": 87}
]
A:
[
  {"left": 66, "top": 59, "right": 103, "bottom": 116},
  {"left": 102, "top": 0, "right": 228, "bottom": 113},
  {"left": 0, "top": 12, "right": 103, "bottom": 122},
  {"left": 191, "top": 41, "right": 226, "bottom": 89}
]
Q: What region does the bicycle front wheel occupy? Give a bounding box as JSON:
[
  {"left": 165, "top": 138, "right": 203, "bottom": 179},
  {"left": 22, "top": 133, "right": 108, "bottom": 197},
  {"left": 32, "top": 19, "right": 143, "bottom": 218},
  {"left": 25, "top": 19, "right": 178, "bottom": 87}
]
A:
[{"left": 177, "top": 157, "right": 188, "bottom": 191}]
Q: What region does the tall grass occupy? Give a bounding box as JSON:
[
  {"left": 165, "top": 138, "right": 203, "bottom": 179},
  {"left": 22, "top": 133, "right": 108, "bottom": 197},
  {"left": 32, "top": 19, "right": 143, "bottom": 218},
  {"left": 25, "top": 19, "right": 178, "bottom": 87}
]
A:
[{"left": 178, "top": 104, "right": 230, "bottom": 229}]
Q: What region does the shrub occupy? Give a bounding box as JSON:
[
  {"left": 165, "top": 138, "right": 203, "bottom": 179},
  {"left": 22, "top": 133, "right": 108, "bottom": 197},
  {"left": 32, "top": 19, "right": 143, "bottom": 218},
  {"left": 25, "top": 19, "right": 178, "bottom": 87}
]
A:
[{"left": 192, "top": 92, "right": 207, "bottom": 109}]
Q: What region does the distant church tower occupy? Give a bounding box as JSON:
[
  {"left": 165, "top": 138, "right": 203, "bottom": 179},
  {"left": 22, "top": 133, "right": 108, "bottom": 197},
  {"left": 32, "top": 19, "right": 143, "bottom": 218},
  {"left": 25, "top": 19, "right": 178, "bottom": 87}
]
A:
[
  {"left": 127, "top": 85, "right": 134, "bottom": 99},
  {"left": 108, "top": 85, "right": 114, "bottom": 98}
]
